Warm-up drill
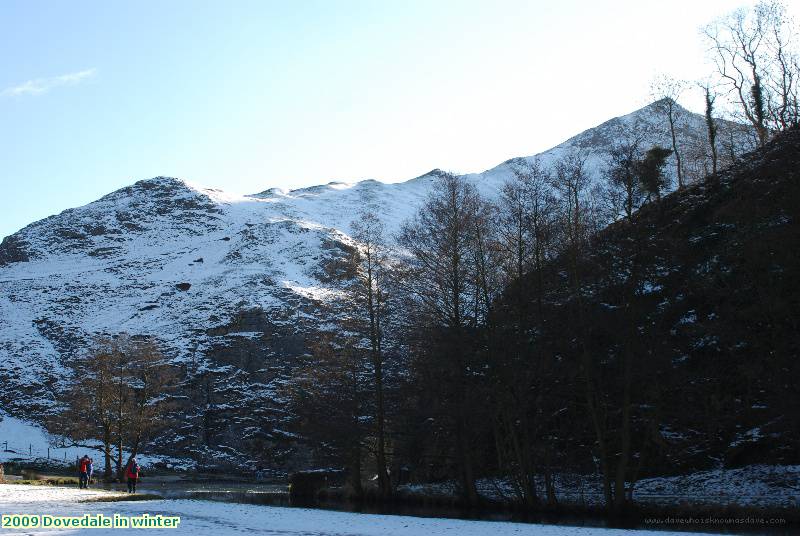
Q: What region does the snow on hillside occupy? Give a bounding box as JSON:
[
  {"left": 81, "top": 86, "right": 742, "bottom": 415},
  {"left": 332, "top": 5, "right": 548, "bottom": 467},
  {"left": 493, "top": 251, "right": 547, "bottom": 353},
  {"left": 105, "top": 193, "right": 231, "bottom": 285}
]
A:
[
  {"left": 0, "top": 100, "right": 747, "bottom": 458},
  {"left": 244, "top": 100, "right": 739, "bottom": 234},
  {"left": 0, "top": 412, "right": 188, "bottom": 469},
  {"left": 0, "top": 176, "right": 362, "bottom": 415}
]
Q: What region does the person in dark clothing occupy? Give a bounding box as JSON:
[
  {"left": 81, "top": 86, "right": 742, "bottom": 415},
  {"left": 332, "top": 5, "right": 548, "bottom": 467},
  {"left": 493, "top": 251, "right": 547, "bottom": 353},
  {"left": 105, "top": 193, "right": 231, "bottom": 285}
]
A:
[
  {"left": 78, "top": 455, "right": 91, "bottom": 489},
  {"left": 126, "top": 458, "right": 140, "bottom": 493},
  {"left": 86, "top": 458, "right": 94, "bottom": 488}
]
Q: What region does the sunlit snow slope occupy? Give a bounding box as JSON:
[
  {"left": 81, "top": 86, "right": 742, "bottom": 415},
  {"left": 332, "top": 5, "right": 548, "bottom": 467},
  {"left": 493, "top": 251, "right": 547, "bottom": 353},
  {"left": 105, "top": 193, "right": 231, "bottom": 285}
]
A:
[{"left": 0, "top": 101, "right": 746, "bottom": 464}]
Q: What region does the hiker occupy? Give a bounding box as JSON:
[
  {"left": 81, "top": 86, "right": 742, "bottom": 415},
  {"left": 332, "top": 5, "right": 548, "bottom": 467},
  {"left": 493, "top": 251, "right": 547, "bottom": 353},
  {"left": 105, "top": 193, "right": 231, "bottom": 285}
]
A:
[
  {"left": 87, "top": 457, "right": 94, "bottom": 488},
  {"left": 78, "top": 455, "right": 91, "bottom": 489},
  {"left": 125, "top": 457, "right": 140, "bottom": 494}
]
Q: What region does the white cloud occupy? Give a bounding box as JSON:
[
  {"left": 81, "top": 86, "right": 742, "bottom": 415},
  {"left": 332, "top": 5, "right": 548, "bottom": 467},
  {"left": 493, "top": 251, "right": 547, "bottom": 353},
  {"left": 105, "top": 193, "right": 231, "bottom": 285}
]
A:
[{"left": 1, "top": 68, "right": 97, "bottom": 97}]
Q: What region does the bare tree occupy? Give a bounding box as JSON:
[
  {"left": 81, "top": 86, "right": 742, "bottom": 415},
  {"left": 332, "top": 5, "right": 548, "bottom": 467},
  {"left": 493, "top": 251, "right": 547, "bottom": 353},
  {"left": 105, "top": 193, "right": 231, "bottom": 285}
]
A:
[
  {"left": 57, "top": 334, "right": 176, "bottom": 481},
  {"left": 124, "top": 338, "right": 177, "bottom": 463},
  {"left": 603, "top": 137, "right": 645, "bottom": 221},
  {"left": 350, "top": 202, "right": 391, "bottom": 497},
  {"left": 491, "top": 160, "right": 559, "bottom": 506},
  {"left": 704, "top": 85, "right": 720, "bottom": 176},
  {"left": 651, "top": 76, "right": 687, "bottom": 188},
  {"left": 704, "top": 4, "right": 770, "bottom": 144},
  {"left": 552, "top": 152, "right": 596, "bottom": 254},
  {"left": 497, "top": 160, "right": 556, "bottom": 287},
  {"left": 551, "top": 152, "right": 618, "bottom": 505},
  {"left": 397, "top": 172, "right": 487, "bottom": 505},
  {"left": 286, "top": 331, "right": 367, "bottom": 495},
  {"left": 764, "top": 2, "right": 800, "bottom": 129},
  {"left": 57, "top": 336, "right": 119, "bottom": 479},
  {"left": 704, "top": 0, "right": 800, "bottom": 143}
]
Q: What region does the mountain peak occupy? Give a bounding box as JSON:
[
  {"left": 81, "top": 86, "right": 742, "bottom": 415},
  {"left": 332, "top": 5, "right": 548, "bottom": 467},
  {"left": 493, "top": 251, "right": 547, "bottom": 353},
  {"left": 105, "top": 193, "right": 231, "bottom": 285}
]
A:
[
  {"left": 0, "top": 101, "right": 761, "bottom": 469},
  {"left": 128, "top": 176, "right": 207, "bottom": 196}
]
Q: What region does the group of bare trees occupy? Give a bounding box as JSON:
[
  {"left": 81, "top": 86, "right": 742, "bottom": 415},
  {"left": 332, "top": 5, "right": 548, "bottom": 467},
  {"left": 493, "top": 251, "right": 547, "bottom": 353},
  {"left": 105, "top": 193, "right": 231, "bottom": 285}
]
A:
[
  {"left": 55, "top": 335, "right": 176, "bottom": 481},
  {"left": 350, "top": 206, "right": 392, "bottom": 497},
  {"left": 45, "top": 0, "right": 789, "bottom": 504},
  {"left": 704, "top": 0, "right": 799, "bottom": 142},
  {"left": 284, "top": 190, "right": 399, "bottom": 498},
  {"left": 287, "top": 330, "right": 369, "bottom": 492},
  {"left": 392, "top": 152, "right": 673, "bottom": 509},
  {"left": 287, "top": 140, "right": 678, "bottom": 508},
  {"left": 650, "top": 1, "right": 799, "bottom": 188},
  {"left": 397, "top": 173, "right": 496, "bottom": 505},
  {"left": 287, "top": 109, "right": 688, "bottom": 503}
]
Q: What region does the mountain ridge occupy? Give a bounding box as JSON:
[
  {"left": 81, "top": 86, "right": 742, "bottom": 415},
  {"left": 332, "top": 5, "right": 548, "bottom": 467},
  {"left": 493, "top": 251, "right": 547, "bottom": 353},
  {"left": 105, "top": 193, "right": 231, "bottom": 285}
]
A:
[
  {"left": 0, "top": 100, "right": 753, "bottom": 467},
  {"left": 0, "top": 100, "right": 731, "bottom": 243}
]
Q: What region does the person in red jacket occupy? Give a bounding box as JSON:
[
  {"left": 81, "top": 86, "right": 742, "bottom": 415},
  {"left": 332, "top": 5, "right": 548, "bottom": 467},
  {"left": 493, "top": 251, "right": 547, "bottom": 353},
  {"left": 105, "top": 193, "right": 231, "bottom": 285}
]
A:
[
  {"left": 78, "top": 455, "right": 91, "bottom": 489},
  {"left": 125, "top": 457, "right": 140, "bottom": 493}
]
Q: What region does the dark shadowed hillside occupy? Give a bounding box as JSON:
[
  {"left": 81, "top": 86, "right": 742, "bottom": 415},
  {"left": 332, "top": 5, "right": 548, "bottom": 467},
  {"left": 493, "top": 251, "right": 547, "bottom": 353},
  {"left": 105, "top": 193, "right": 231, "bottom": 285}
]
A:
[
  {"left": 0, "top": 102, "right": 732, "bottom": 471},
  {"left": 501, "top": 127, "right": 800, "bottom": 485}
]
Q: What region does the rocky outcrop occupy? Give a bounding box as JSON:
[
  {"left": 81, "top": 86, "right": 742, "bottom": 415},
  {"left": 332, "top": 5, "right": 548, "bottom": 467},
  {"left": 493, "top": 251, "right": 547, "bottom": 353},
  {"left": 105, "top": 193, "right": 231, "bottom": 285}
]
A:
[{"left": 0, "top": 102, "right": 748, "bottom": 469}]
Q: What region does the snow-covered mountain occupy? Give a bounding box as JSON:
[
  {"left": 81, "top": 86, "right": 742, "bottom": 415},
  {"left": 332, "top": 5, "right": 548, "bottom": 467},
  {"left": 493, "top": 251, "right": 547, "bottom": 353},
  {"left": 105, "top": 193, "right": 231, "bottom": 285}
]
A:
[{"left": 0, "top": 101, "right": 743, "bottom": 465}]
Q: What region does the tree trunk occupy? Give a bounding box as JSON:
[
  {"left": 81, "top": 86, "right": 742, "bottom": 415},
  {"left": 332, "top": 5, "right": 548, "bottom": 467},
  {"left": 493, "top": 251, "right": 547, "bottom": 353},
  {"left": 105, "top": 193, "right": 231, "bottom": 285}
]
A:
[
  {"left": 116, "top": 409, "right": 124, "bottom": 481},
  {"left": 544, "top": 463, "right": 557, "bottom": 506},
  {"left": 614, "top": 218, "right": 644, "bottom": 511},
  {"left": 102, "top": 425, "right": 112, "bottom": 480},
  {"left": 129, "top": 432, "right": 141, "bottom": 462},
  {"left": 350, "top": 442, "right": 363, "bottom": 497},
  {"left": 116, "top": 437, "right": 123, "bottom": 481},
  {"left": 456, "top": 416, "right": 479, "bottom": 506},
  {"left": 374, "top": 369, "right": 390, "bottom": 497},
  {"left": 668, "top": 106, "right": 684, "bottom": 188},
  {"left": 367, "top": 262, "right": 390, "bottom": 498},
  {"left": 614, "top": 389, "right": 632, "bottom": 510}
]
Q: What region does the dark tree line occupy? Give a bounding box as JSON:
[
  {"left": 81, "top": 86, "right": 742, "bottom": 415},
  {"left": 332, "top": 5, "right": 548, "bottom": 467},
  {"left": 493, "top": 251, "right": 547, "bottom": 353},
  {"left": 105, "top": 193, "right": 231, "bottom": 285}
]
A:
[
  {"left": 286, "top": 142, "right": 678, "bottom": 510},
  {"left": 287, "top": 109, "right": 800, "bottom": 512}
]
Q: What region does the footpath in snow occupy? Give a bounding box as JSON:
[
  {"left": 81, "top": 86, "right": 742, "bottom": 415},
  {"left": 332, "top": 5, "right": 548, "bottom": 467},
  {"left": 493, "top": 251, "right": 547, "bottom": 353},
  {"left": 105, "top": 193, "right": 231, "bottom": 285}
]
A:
[{"left": 0, "top": 484, "right": 720, "bottom": 536}]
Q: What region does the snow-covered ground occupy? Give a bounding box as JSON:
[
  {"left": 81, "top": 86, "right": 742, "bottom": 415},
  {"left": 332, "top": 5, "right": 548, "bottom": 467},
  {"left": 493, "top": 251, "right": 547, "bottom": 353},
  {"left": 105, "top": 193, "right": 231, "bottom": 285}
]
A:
[
  {"left": 0, "top": 413, "right": 188, "bottom": 470},
  {"left": 400, "top": 466, "right": 800, "bottom": 509},
  {"left": 0, "top": 485, "right": 717, "bottom": 536},
  {"left": 632, "top": 466, "right": 800, "bottom": 508}
]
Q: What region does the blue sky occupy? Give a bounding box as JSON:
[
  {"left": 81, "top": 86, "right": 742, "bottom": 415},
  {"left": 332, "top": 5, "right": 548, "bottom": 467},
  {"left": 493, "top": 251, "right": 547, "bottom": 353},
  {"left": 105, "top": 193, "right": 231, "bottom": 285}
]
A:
[{"left": 0, "top": 0, "right": 775, "bottom": 238}]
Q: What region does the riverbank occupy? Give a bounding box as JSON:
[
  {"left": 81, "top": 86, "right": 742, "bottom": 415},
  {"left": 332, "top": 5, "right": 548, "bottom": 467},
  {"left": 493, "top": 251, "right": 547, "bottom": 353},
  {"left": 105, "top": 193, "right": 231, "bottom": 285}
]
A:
[
  {"left": 2, "top": 471, "right": 797, "bottom": 533},
  {"left": 0, "top": 483, "right": 734, "bottom": 536},
  {"left": 314, "top": 487, "right": 797, "bottom": 532}
]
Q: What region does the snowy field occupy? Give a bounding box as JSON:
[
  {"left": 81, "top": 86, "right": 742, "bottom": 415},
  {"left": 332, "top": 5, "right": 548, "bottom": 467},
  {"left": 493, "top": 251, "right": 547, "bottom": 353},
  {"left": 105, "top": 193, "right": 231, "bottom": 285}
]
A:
[
  {"left": 0, "top": 484, "right": 717, "bottom": 536},
  {"left": 0, "top": 413, "right": 111, "bottom": 467},
  {"left": 0, "top": 413, "right": 188, "bottom": 470}
]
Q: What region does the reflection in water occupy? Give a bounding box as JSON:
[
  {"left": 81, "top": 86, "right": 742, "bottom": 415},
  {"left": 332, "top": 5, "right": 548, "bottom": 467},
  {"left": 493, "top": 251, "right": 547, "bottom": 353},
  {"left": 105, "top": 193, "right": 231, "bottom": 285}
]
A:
[
  {"left": 98, "top": 480, "right": 793, "bottom": 534},
  {"left": 110, "top": 481, "right": 606, "bottom": 527}
]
